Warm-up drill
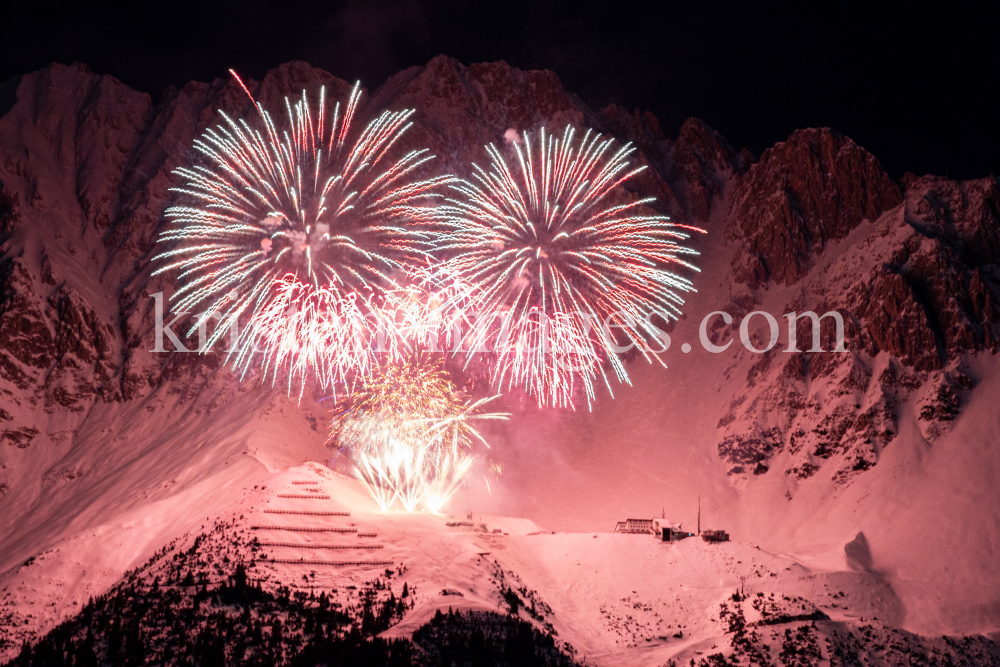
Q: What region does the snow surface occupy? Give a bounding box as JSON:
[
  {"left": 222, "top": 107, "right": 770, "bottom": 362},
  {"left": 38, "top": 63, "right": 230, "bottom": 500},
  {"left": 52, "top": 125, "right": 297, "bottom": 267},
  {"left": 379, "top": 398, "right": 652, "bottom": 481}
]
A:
[{"left": 2, "top": 461, "right": 949, "bottom": 665}]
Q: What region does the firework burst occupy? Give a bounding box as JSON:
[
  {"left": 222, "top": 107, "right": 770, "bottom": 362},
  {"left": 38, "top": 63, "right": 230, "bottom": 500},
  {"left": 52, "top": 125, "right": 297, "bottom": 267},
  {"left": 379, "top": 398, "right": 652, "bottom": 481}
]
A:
[
  {"left": 153, "top": 73, "right": 451, "bottom": 391},
  {"left": 430, "top": 125, "right": 704, "bottom": 409},
  {"left": 330, "top": 355, "right": 508, "bottom": 512}
]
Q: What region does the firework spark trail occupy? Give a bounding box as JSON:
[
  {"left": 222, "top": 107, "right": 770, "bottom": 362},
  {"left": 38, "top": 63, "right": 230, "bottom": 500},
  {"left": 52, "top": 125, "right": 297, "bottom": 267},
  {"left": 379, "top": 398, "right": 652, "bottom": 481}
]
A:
[
  {"left": 354, "top": 454, "right": 399, "bottom": 512},
  {"left": 331, "top": 356, "right": 509, "bottom": 512},
  {"left": 153, "top": 72, "right": 452, "bottom": 392},
  {"left": 230, "top": 275, "right": 408, "bottom": 399},
  {"left": 429, "top": 125, "right": 705, "bottom": 409},
  {"left": 383, "top": 263, "right": 487, "bottom": 353},
  {"left": 420, "top": 453, "right": 475, "bottom": 513}
]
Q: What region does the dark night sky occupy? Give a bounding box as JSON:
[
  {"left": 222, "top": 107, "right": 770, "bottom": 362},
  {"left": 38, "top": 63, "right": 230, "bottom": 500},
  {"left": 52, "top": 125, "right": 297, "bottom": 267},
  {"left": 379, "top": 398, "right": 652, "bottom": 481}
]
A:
[{"left": 2, "top": 1, "right": 997, "bottom": 179}]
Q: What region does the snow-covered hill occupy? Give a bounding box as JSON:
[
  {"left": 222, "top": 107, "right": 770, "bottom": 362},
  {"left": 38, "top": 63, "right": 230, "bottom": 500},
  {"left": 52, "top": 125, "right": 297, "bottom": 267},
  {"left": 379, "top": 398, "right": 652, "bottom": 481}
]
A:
[
  {"left": 1, "top": 57, "right": 999, "bottom": 661},
  {"left": 7, "top": 465, "right": 999, "bottom": 665}
]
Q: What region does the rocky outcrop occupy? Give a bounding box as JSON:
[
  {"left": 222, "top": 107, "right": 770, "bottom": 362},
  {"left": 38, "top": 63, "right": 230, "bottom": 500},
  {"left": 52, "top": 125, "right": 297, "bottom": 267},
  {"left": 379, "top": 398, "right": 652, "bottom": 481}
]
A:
[
  {"left": 371, "top": 55, "right": 592, "bottom": 168},
  {"left": 715, "top": 175, "right": 1000, "bottom": 484},
  {"left": 728, "top": 128, "right": 902, "bottom": 287},
  {"left": 0, "top": 252, "right": 118, "bottom": 427},
  {"left": 668, "top": 117, "right": 752, "bottom": 223},
  {"left": 0, "top": 181, "right": 18, "bottom": 233}
]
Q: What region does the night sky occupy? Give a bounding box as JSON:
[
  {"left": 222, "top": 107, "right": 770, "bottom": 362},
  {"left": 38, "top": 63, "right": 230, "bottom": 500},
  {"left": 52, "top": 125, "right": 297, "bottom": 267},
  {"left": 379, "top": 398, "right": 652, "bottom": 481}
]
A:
[{"left": 3, "top": 1, "right": 997, "bottom": 179}]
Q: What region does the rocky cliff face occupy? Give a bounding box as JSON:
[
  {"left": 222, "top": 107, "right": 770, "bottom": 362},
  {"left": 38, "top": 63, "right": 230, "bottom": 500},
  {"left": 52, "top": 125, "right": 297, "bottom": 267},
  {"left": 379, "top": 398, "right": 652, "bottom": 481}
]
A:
[
  {"left": 728, "top": 128, "right": 903, "bottom": 287},
  {"left": 714, "top": 163, "right": 1000, "bottom": 485}
]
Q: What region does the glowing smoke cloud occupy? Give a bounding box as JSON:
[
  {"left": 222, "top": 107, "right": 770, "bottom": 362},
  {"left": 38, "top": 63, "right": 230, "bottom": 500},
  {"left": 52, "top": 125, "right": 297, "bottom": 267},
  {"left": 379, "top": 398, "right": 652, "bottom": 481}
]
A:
[
  {"left": 153, "top": 72, "right": 452, "bottom": 394},
  {"left": 431, "top": 125, "right": 704, "bottom": 409}
]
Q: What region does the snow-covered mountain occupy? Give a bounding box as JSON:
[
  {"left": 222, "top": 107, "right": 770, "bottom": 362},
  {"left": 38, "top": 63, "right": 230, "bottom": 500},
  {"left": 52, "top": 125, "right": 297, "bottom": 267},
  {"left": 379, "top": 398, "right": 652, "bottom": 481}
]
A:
[{"left": 1, "top": 57, "right": 998, "bottom": 662}]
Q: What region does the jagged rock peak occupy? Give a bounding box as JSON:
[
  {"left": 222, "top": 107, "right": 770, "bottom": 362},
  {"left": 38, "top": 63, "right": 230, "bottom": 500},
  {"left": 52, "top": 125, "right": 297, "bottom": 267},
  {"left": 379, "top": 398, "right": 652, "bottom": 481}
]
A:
[
  {"left": 729, "top": 127, "right": 902, "bottom": 287},
  {"left": 667, "top": 117, "right": 753, "bottom": 222}
]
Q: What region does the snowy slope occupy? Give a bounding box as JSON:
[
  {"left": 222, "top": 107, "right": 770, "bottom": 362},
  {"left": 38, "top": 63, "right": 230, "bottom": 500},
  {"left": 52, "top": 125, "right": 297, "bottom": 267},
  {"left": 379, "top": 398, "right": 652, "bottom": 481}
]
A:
[{"left": 6, "top": 464, "right": 996, "bottom": 665}]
